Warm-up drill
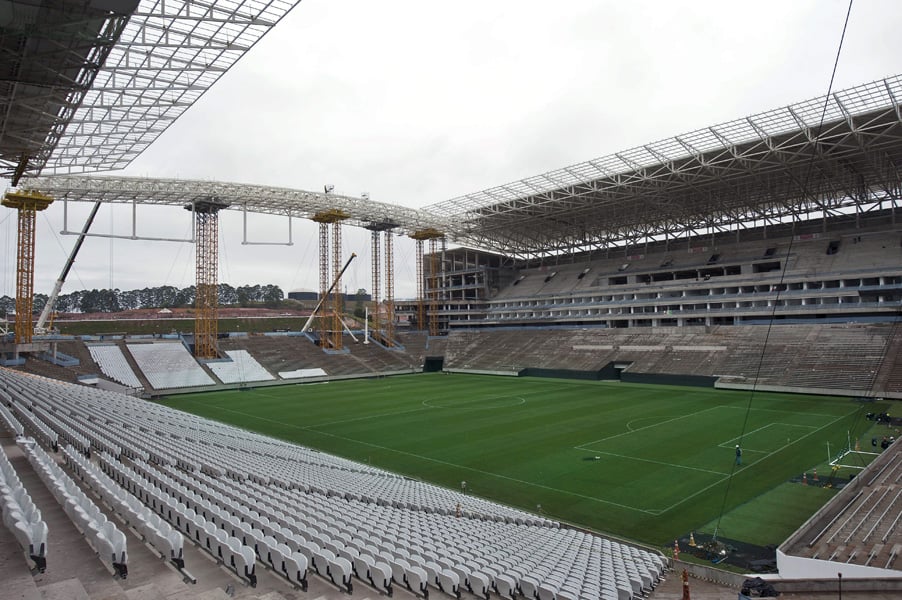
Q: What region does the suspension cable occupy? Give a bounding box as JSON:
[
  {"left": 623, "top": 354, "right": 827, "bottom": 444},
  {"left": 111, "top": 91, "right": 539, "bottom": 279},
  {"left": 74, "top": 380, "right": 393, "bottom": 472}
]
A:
[{"left": 713, "top": 0, "right": 856, "bottom": 541}]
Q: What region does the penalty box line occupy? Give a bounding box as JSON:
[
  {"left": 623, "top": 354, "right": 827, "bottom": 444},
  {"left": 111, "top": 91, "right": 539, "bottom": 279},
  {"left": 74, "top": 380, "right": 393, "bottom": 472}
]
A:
[
  {"left": 717, "top": 422, "right": 818, "bottom": 452},
  {"left": 576, "top": 405, "right": 725, "bottom": 449},
  {"left": 305, "top": 428, "right": 661, "bottom": 515},
  {"left": 574, "top": 448, "right": 731, "bottom": 476},
  {"left": 575, "top": 404, "right": 819, "bottom": 452},
  {"left": 655, "top": 407, "right": 859, "bottom": 515},
  {"left": 215, "top": 404, "right": 659, "bottom": 515}
]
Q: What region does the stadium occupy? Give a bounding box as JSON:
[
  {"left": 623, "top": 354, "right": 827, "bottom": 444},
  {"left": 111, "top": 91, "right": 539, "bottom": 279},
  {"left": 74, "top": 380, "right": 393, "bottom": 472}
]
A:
[{"left": 1, "top": 2, "right": 901, "bottom": 600}]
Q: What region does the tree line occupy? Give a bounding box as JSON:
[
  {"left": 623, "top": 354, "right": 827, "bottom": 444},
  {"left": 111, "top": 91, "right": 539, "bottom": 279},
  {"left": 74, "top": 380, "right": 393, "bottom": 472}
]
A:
[{"left": 0, "top": 283, "right": 285, "bottom": 315}]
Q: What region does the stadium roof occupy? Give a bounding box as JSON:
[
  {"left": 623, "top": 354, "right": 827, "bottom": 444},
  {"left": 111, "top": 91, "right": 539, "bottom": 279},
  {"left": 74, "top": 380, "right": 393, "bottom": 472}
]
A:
[
  {"left": 24, "top": 175, "right": 453, "bottom": 234},
  {"left": 19, "top": 72, "right": 902, "bottom": 257},
  {"left": 1, "top": 0, "right": 300, "bottom": 185},
  {"left": 426, "top": 75, "right": 902, "bottom": 257},
  {"left": 24, "top": 75, "right": 902, "bottom": 256}
]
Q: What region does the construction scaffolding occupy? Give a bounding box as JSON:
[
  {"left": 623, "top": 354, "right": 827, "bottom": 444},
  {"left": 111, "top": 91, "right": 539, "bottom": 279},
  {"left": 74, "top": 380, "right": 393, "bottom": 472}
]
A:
[
  {"left": 370, "top": 229, "right": 381, "bottom": 335},
  {"left": 384, "top": 230, "right": 395, "bottom": 347},
  {"left": 1, "top": 190, "right": 53, "bottom": 344},
  {"left": 188, "top": 198, "right": 228, "bottom": 359},
  {"left": 411, "top": 228, "right": 443, "bottom": 335},
  {"left": 428, "top": 238, "right": 440, "bottom": 337},
  {"left": 313, "top": 209, "right": 349, "bottom": 351},
  {"left": 415, "top": 239, "right": 425, "bottom": 330},
  {"left": 331, "top": 218, "right": 343, "bottom": 351},
  {"left": 366, "top": 224, "right": 397, "bottom": 347},
  {"left": 318, "top": 222, "right": 329, "bottom": 344}
]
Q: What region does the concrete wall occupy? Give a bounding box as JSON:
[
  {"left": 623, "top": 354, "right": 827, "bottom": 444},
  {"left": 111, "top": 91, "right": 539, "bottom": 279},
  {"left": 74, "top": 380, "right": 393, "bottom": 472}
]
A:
[
  {"left": 443, "top": 368, "right": 520, "bottom": 376},
  {"left": 716, "top": 380, "right": 902, "bottom": 400},
  {"left": 776, "top": 549, "right": 902, "bottom": 579}
]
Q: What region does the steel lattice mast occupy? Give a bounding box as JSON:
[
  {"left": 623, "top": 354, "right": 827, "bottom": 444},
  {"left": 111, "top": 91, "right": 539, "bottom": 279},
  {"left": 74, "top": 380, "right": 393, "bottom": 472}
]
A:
[
  {"left": 188, "top": 199, "right": 227, "bottom": 359},
  {"left": 313, "top": 209, "right": 349, "bottom": 351},
  {"left": 366, "top": 223, "right": 398, "bottom": 347},
  {"left": 384, "top": 230, "right": 395, "bottom": 347},
  {"left": 428, "top": 238, "right": 440, "bottom": 337},
  {"left": 331, "top": 218, "right": 344, "bottom": 351},
  {"left": 370, "top": 230, "right": 381, "bottom": 338},
  {"left": 1, "top": 191, "right": 54, "bottom": 344},
  {"left": 414, "top": 239, "right": 425, "bottom": 331},
  {"left": 317, "top": 222, "right": 330, "bottom": 345},
  {"left": 411, "top": 228, "right": 444, "bottom": 335}
]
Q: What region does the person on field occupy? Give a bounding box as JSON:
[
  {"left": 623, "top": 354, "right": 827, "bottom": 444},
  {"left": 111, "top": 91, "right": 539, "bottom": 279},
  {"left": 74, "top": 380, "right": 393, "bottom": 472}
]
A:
[{"left": 735, "top": 444, "right": 742, "bottom": 466}]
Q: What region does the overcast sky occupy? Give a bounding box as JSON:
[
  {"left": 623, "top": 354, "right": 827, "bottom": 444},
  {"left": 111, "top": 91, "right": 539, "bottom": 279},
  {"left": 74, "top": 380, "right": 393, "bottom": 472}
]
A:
[{"left": 2, "top": 0, "right": 900, "bottom": 304}]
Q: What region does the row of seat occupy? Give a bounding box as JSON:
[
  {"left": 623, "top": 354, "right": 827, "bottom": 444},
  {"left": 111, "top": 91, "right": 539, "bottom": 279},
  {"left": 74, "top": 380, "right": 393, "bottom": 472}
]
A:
[
  {"left": 0, "top": 367, "right": 666, "bottom": 600},
  {"left": 126, "top": 342, "right": 214, "bottom": 389},
  {"left": 95, "top": 450, "right": 259, "bottom": 586},
  {"left": 207, "top": 350, "right": 275, "bottom": 384},
  {"left": 17, "top": 376, "right": 545, "bottom": 527},
  {"left": 11, "top": 386, "right": 114, "bottom": 457},
  {"left": 0, "top": 394, "right": 25, "bottom": 436},
  {"left": 1, "top": 439, "right": 48, "bottom": 571},
  {"left": 4, "top": 394, "right": 58, "bottom": 450},
  {"left": 117, "top": 454, "right": 399, "bottom": 595},
  {"left": 134, "top": 453, "right": 654, "bottom": 600},
  {"left": 23, "top": 440, "right": 129, "bottom": 578},
  {"left": 87, "top": 344, "right": 144, "bottom": 389},
  {"left": 63, "top": 446, "right": 185, "bottom": 568},
  {"left": 32, "top": 405, "right": 91, "bottom": 455}
]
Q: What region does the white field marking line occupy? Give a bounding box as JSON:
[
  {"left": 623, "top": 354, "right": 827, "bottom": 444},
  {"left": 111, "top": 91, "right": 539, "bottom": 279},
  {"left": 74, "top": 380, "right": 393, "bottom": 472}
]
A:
[
  {"left": 422, "top": 396, "right": 526, "bottom": 409},
  {"left": 717, "top": 422, "right": 818, "bottom": 450},
  {"left": 305, "top": 406, "right": 437, "bottom": 428},
  {"left": 575, "top": 405, "right": 725, "bottom": 449},
  {"left": 214, "top": 397, "right": 657, "bottom": 513},
  {"left": 833, "top": 463, "right": 868, "bottom": 470},
  {"left": 653, "top": 407, "right": 859, "bottom": 515},
  {"left": 211, "top": 404, "right": 433, "bottom": 430},
  {"left": 626, "top": 416, "right": 683, "bottom": 432},
  {"left": 719, "top": 405, "right": 839, "bottom": 419},
  {"left": 304, "top": 427, "right": 658, "bottom": 515},
  {"left": 227, "top": 389, "right": 285, "bottom": 401},
  {"left": 581, "top": 449, "right": 731, "bottom": 476}
]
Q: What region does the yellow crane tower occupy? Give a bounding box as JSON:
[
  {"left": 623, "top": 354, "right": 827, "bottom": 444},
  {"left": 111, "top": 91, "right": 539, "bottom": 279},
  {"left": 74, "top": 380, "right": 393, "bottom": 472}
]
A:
[{"left": 2, "top": 189, "right": 54, "bottom": 345}]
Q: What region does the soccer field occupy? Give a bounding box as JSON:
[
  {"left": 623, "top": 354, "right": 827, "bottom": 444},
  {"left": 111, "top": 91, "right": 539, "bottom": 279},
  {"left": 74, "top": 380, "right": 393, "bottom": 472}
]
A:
[{"left": 159, "top": 374, "right": 880, "bottom": 546}]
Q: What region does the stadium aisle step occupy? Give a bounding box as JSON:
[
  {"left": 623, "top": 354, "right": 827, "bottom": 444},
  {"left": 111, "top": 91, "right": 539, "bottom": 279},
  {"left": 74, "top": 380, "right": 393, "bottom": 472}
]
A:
[
  {"left": 3, "top": 574, "right": 42, "bottom": 600},
  {"left": 176, "top": 588, "right": 233, "bottom": 600},
  {"left": 124, "top": 583, "right": 168, "bottom": 600},
  {"left": 2, "top": 442, "right": 130, "bottom": 600},
  {"left": 3, "top": 439, "right": 232, "bottom": 600},
  {"left": 0, "top": 509, "right": 42, "bottom": 600},
  {"left": 37, "top": 577, "right": 91, "bottom": 600},
  {"left": 253, "top": 592, "right": 292, "bottom": 600}
]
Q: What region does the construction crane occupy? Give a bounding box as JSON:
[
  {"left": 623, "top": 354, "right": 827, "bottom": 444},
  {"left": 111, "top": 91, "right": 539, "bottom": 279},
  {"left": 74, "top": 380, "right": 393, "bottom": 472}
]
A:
[
  {"left": 301, "top": 252, "right": 357, "bottom": 343},
  {"left": 34, "top": 202, "right": 102, "bottom": 335}
]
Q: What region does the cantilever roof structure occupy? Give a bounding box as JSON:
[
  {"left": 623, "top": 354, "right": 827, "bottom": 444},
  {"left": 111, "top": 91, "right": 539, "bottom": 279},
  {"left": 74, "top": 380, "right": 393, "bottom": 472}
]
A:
[
  {"left": 26, "top": 175, "right": 452, "bottom": 235},
  {"left": 426, "top": 75, "right": 902, "bottom": 257},
  {"left": 0, "top": 0, "right": 137, "bottom": 183},
  {"left": 18, "top": 72, "right": 902, "bottom": 258},
  {"left": 1, "top": 0, "right": 301, "bottom": 184}
]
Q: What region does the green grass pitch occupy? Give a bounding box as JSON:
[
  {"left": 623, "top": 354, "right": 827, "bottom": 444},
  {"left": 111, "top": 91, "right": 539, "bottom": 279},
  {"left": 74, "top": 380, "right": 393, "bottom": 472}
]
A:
[{"left": 159, "top": 374, "right": 881, "bottom": 547}]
